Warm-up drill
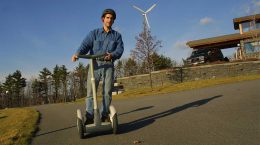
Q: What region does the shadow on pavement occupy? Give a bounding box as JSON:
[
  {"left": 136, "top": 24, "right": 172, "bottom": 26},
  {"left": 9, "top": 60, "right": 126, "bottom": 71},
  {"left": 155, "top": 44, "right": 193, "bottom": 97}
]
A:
[
  {"left": 118, "top": 95, "right": 223, "bottom": 134},
  {"left": 82, "top": 106, "right": 155, "bottom": 138},
  {"left": 33, "top": 95, "right": 222, "bottom": 138},
  {"left": 118, "top": 106, "right": 154, "bottom": 116},
  {"left": 35, "top": 125, "right": 76, "bottom": 137},
  {"left": 33, "top": 106, "right": 154, "bottom": 138}
]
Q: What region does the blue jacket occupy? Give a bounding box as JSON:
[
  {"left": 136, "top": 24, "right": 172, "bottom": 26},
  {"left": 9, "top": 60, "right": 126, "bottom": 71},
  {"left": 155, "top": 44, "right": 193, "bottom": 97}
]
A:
[{"left": 76, "top": 28, "right": 124, "bottom": 61}]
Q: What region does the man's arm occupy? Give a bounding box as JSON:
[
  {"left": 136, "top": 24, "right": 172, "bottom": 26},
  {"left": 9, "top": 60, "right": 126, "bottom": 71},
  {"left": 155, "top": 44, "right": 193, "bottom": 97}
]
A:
[
  {"left": 72, "top": 31, "right": 94, "bottom": 62},
  {"left": 75, "top": 31, "right": 94, "bottom": 55},
  {"left": 111, "top": 34, "right": 124, "bottom": 60}
]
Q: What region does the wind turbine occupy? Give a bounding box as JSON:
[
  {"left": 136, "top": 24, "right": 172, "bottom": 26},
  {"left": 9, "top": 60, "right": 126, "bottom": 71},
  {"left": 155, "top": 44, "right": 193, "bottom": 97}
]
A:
[{"left": 133, "top": 4, "right": 157, "bottom": 29}]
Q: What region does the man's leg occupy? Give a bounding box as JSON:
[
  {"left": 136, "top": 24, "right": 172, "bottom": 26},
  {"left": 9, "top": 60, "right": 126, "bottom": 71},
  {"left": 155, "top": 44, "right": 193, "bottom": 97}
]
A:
[{"left": 101, "top": 64, "right": 114, "bottom": 121}]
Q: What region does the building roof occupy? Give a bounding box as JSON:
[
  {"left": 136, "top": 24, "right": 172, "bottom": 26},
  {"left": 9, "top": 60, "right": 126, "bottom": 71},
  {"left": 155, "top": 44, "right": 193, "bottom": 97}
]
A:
[
  {"left": 186, "top": 29, "right": 260, "bottom": 49},
  {"left": 233, "top": 14, "right": 260, "bottom": 30}
]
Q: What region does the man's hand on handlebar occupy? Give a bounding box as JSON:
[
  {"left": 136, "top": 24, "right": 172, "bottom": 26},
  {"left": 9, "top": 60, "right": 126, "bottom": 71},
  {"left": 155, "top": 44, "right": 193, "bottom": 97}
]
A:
[
  {"left": 72, "top": 53, "right": 111, "bottom": 61},
  {"left": 71, "top": 55, "right": 78, "bottom": 62},
  {"left": 104, "top": 53, "right": 112, "bottom": 61}
]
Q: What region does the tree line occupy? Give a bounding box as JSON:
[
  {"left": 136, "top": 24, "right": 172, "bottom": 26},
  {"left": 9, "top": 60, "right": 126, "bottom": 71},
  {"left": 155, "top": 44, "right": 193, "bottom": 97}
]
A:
[
  {"left": 115, "top": 52, "right": 176, "bottom": 78},
  {"left": 0, "top": 63, "right": 88, "bottom": 108},
  {"left": 0, "top": 51, "right": 175, "bottom": 109}
]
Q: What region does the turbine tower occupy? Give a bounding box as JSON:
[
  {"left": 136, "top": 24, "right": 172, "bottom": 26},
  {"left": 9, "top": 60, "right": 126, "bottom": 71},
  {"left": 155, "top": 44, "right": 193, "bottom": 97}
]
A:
[{"left": 133, "top": 4, "right": 157, "bottom": 29}]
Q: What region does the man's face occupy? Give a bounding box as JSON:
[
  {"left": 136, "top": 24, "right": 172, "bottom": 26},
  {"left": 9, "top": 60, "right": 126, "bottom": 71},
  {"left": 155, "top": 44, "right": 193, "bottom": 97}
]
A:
[{"left": 102, "top": 14, "right": 114, "bottom": 28}]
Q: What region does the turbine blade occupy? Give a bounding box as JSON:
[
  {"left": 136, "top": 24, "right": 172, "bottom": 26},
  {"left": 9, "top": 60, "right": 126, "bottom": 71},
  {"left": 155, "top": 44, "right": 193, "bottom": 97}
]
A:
[
  {"left": 144, "top": 14, "right": 150, "bottom": 29},
  {"left": 133, "top": 5, "right": 145, "bottom": 13},
  {"left": 146, "top": 4, "right": 157, "bottom": 13}
]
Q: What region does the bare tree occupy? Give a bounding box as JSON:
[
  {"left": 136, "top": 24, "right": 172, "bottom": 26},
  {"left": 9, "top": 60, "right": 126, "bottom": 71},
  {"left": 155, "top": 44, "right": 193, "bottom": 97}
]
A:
[
  {"left": 31, "top": 78, "right": 44, "bottom": 104},
  {"left": 68, "top": 72, "right": 78, "bottom": 101},
  {"left": 75, "top": 62, "right": 88, "bottom": 98},
  {"left": 131, "top": 21, "right": 162, "bottom": 89}
]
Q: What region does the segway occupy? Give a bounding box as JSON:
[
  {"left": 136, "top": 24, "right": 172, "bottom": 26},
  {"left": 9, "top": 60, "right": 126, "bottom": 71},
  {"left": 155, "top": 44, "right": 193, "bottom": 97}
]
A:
[{"left": 76, "top": 54, "right": 118, "bottom": 138}]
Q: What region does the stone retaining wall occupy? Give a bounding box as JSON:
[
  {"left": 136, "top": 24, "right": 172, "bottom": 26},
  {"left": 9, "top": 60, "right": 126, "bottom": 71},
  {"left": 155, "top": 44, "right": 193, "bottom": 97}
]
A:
[{"left": 115, "top": 61, "right": 260, "bottom": 91}]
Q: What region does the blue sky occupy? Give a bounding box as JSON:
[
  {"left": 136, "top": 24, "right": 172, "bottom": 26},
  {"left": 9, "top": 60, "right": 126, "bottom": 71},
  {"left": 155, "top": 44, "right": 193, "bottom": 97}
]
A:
[{"left": 0, "top": 0, "right": 259, "bottom": 81}]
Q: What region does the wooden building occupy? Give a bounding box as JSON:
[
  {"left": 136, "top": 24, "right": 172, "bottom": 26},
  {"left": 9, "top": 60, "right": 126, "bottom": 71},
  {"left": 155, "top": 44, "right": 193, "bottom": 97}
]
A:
[{"left": 186, "top": 14, "right": 260, "bottom": 60}]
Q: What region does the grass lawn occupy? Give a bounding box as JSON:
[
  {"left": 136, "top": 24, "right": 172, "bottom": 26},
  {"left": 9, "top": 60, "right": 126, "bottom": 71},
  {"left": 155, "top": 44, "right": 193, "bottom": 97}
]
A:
[
  {"left": 114, "top": 74, "right": 260, "bottom": 99},
  {"left": 0, "top": 108, "right": 39, "bottom": 145},
  {"left": 75, "top": 74, "right": 260, "bottom": 102}
]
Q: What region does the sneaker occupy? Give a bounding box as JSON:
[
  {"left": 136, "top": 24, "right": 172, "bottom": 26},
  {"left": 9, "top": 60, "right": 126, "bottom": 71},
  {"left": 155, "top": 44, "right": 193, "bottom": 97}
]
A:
[
  {"left": 84, "top": 112, "right": 94, "bottom": 125},
  {"left": 101, "top": 115, "right": 110, "bottom": 122}
]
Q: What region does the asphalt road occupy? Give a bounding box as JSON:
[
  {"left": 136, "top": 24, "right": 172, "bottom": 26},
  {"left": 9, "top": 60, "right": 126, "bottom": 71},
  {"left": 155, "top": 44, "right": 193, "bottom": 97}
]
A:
[{"left": 31, "top": 79, "right": 260, "bottom": 145}]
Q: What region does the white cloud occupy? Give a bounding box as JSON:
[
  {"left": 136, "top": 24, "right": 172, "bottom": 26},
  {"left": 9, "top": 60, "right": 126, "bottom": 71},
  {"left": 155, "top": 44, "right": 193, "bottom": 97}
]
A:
[
  {"left": 245, "top": 6, "right": 251, "bottom": 14},
  {"left": 243, "top": 0, "right": 260, "bottom": 15},
  {"left": 199, "top": 17, "right": 214, "bottom": 25},
  {"left": 252, "top": 0, "right": 260, "bottom": 13},
  {"left": 254, "top": 0, "right": 260, "bottom": 6},
  {"left": 173, "top": 40, "right": 189, "bottom": 50},
  {"left": 166, "top": 40, "right": 192, "bottom": 63}
]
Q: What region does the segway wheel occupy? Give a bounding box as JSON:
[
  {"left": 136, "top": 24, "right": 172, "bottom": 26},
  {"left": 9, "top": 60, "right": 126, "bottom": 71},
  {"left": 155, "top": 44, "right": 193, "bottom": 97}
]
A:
[
  {"left": 112, "top": 113, "right": 118, "bottom": 134},
  {"left": 77, "top": 118, "right": 84, "bottom": 139}
]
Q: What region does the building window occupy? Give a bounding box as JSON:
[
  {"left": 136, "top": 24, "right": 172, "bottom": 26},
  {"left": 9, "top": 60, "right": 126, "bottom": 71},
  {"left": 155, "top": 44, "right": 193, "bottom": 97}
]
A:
[
  {"left": 256, "top": 20, "right": 260, "bottom": 29},
  {"left": 242, "top": 20, "right": 259, "bottom": 32},
  {"left": 244, "top": 41, "right": 260, "bottom": 53}
]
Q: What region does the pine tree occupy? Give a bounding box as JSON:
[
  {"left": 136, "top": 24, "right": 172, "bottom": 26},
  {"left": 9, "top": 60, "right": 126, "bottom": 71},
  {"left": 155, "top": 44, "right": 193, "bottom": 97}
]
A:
[
  {"left": 0, "top": 83, "right": 3, "bottom": 94},
  {"left": 124, "top": 58, "right": 138, "bottom": 76},
  {"left": 52, "top": 65, "right": 61, "bottom": 103},
  {"left": 115, "top": 60, "right": 123, "bottom": 78},
  {"left": 39, "top": 67, "right": 51, "bottom": 103},
  {"left": 3, "top": 74, "right": 14, "bottom": 107},
  {"left": 60, "top": 65, "right": 69, "bottom": 102},
  {"left": 3, "top": 70, "right": 26, "bottom": 107},
  {"left": 152, "top": 52, "right": 174, "bottom": 70},
  {"left": 13, "top": 70, "right": 26, "bottom": 106}
]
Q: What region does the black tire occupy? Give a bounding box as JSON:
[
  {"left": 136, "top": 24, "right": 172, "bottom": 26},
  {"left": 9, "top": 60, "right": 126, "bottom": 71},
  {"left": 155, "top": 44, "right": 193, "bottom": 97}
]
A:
[
  {"left": 77, "top": 118, "right": 84, "bottom": 139},
  {"left": 112, "top": 113, "right": 118, "bottom": 134}
]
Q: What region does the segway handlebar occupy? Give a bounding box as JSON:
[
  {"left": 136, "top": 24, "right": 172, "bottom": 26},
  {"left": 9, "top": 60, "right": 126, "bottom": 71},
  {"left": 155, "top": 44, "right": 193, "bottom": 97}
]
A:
[{"left": 77, "top": 54, "right": 105, "bottom": 59}]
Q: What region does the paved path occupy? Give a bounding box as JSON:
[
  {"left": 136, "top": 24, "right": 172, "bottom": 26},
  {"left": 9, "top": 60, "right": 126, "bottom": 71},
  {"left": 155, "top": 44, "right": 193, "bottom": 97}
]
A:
[{"left": 32, "top": 80, "right": 260, "bottom": 145}]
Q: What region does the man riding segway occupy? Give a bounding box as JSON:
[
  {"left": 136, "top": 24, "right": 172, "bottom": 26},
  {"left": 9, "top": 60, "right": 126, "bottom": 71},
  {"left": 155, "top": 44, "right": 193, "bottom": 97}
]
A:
[{"left": 72, "top": 9, "right": 124, "bottom": 138}]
